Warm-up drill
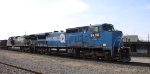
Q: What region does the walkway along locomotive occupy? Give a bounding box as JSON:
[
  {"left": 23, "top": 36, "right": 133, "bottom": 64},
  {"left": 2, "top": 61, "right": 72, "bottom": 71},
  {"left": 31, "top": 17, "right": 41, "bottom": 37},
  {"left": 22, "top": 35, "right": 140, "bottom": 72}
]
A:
[{"left": 3, "top": 23, "right": 131, "bottom": 62}]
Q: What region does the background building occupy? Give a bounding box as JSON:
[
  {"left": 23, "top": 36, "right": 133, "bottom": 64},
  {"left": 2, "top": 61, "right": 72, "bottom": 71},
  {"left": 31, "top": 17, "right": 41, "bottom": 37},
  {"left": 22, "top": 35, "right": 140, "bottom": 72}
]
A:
[{"left": 123, "top": 35, "right": 150, "bottom": 57}]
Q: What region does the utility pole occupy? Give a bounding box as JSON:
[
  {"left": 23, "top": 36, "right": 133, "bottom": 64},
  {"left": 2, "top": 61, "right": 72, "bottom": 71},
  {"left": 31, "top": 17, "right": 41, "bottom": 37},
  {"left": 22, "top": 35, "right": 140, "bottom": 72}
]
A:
[
  {"left": 148, "top": 34, "right": 149, "bottom": 42},
  {"left": 25, "top": 31, "right": 26, "bottom": 36}
]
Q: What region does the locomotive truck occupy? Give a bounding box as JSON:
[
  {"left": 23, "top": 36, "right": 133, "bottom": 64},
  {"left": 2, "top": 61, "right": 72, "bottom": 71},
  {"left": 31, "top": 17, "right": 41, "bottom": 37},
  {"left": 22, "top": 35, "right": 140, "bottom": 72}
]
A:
[{"left": 1, "top": 23, "right": 131, "bottom": 62}]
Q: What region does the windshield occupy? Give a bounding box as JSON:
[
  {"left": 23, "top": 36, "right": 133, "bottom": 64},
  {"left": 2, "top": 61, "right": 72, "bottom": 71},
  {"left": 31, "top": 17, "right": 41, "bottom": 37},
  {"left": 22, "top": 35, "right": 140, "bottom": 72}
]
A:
[{"left": 103, "top": 25, "right": 115, "bottom": 31}]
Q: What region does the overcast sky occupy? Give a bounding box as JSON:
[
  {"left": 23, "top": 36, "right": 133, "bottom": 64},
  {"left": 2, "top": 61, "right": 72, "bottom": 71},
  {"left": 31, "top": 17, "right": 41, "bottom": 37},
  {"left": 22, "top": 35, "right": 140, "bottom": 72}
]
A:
[{"left": 0, "top": 0, "right": 150, "bottom": 40}]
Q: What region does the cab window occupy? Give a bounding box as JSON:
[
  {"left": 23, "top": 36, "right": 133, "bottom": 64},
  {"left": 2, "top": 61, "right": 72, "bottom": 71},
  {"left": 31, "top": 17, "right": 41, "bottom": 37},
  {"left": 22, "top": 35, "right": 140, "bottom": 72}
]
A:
[
  {"left": 83, "top": 27, "right": 88, "bottom": 32},
  {"left": 103, "top": 25, "right": 115, "bottom": 31},
  {"left": 90, "top": 26, "right": 99, "bottom": 32},
  {"left": 79, "top": 28, "right": 82, "bottom": 32},
  {"left": 66, "top": 28, "right": 78, "bottom": 33}
]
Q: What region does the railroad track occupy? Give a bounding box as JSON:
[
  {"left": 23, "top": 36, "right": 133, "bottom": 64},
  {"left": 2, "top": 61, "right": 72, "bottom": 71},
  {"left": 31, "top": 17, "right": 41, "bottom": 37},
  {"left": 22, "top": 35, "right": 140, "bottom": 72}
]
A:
[
  {"left": 91, "top": 58, "right": 150, "bottom": 67},
  {"left": 0, "top": 61, "right": 43, "bottom": 74},
  {"left": 131, "top": 54, "right": 150, "bottom": 57},
  {"left": 33, "top": 51, "right": 150, "bottom": 67},
  {"left": 47, "top": 53, "right": 150, "bottom": 67},
  {"left": 116, "top": 61, "right": 150, "bottom": 67},
  {"left": 1, "top": 48, "right": 150, "bottom": 67}
]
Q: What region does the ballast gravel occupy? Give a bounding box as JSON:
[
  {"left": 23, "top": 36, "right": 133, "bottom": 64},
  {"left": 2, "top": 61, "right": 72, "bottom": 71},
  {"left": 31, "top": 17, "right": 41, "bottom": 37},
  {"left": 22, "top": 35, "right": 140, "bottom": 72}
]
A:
[{"left": 0, "top": 49, "right": 150, "bottom": 74}]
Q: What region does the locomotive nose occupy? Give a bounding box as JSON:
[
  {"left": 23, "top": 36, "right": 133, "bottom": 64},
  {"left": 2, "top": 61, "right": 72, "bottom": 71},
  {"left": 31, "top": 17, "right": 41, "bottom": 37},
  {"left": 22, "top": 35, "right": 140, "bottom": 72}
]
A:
[
  {"left": 112, "top": 31, "right": 131, "bottom": 62},
  {"left": 112, "top": 31, "right": 123, "bottom": 47}
]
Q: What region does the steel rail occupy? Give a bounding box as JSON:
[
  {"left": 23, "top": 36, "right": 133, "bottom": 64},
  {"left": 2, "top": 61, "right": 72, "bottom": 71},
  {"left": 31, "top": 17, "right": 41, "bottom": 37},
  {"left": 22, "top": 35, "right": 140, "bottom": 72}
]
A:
[{"left": 0, "top": 61, "right": 43, "bottom": 74}]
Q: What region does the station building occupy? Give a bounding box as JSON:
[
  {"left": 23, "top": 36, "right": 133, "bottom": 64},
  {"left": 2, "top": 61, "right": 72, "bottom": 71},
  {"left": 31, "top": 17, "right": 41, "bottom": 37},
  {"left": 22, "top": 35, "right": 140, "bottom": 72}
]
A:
[{"left": 123, "top": 35, "right": 150, "bottom": 57}]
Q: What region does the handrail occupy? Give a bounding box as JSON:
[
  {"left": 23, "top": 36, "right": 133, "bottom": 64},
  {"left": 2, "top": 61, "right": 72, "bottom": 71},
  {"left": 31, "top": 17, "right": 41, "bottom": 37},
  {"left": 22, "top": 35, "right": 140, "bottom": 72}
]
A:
[
  {"left": 112, "top": 36, "right": 121, "bottom": 56},
  {"left": 113, "top": 36, "right": 121, "bottom": 48}
]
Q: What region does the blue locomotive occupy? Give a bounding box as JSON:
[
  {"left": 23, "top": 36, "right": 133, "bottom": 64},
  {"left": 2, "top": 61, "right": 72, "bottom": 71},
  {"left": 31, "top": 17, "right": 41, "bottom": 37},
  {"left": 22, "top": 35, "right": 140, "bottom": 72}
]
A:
[{"left": 3, "top": 23, "right": 131, "bottom": 62}]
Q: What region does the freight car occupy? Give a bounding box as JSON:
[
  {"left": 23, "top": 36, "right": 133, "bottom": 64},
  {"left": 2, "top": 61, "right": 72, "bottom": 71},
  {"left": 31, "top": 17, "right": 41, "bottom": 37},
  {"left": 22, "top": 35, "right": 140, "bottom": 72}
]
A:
[
  {"left": 0, "top": 40, "right": 7, "bottom": 49},
  {"left": 0, "top": 23, "right": 131, "bottom": 62}
]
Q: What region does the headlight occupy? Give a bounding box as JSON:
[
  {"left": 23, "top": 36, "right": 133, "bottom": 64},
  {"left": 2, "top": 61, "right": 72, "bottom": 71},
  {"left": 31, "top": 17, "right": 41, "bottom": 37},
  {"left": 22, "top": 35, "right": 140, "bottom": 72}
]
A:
[{"left": 103, "top": 43, "right": 106, "bottom": 46}]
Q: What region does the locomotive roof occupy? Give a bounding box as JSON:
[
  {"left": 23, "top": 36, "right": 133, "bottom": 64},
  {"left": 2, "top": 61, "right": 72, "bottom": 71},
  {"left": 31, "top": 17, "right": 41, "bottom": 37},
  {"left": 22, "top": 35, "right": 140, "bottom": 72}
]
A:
[
  {"left": 34, "top": 33, "right": 49, "bottom": 37},
  {"left": 8, "top": 36, "right": 21, "bottom": 38},
  {"left": 7, "top": 23, "right": 113, "bottom": 39},
  {"left": 66, "top": 23, "right": 112, "bottom": 30}
]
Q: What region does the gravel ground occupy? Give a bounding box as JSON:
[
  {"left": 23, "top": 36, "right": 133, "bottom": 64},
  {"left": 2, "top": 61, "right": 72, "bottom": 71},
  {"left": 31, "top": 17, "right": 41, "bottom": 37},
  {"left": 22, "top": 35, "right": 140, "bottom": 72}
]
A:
[
  {"left": 131, "top": 57, "right": 150, "bottom": 63},
  {"left": 0, "top": 49, "right": 150, "bottom": 74}
]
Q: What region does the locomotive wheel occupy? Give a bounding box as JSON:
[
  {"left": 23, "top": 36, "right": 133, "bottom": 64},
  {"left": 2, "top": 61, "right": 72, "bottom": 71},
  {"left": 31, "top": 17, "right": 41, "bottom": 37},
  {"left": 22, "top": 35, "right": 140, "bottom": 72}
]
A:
[
  {"left": 20, "top": 47, "right": 22, "bottom": 51},
  {"left": 91, "top": 54, "right": 99, "bottom": 60},
  {"left": 36, "top": 48, "right": 39, "bottom": 53},
  {"left": 100, "top": 57, "right": 104, "bottom": 60},
  {"left": 41, "top": 49, "right": 43, "bottom": 54},
  {"left": 44, "top": 49, "right": 48, "bottom": 54},
  {"left": 80, "top": 52, "right": 86, "bottom": 59},
  {"left": 10, "top": 47, "right": 12, "bottom": 50},
  {"left": 45, "top": 49, "right": 48, "bottom": 54},
  {"left": 27, "top": 49, "right": 29, "bottom": 52},
  {"left": 33, "top": 47, "right": 36, "bottom": 53},
  {"left": 75, "top": 49, "right": 80, "bottom": 57},
  {"left": 40, "top": 48, "right": 43, "bottom": 54},
  {"left": 113, "top": 59, "right": 118, "bottom": 62},
  {"left": 29, "top": 48, "right": 33, "bottom": 53},
  {"left": 120, "top": 49, "right": 131, "bottom": 62},
  {"left": 104, "top": 55, "right": 111, "bottom": 61},
  {"left": 48, "top": 48, "right": 51, "bottom": 55}
]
